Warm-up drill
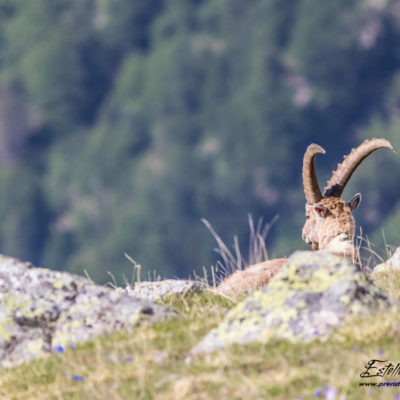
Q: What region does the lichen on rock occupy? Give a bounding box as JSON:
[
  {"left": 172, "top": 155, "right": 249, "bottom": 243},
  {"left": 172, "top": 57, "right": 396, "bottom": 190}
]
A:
[
  {"left": 191, "top": 251, "right": 393, "bottom": 355},
  {"left": 0, "top": 255, "right": 179, "bottom": 368},
  {"left": 125, "top": 279, "right": 207, "bottom": 303}
]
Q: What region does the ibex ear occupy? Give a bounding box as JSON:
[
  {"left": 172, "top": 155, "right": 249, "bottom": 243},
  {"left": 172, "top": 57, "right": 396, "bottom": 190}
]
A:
[
  {"left": 347, "top": 193, "right": 361, "bottom": 212},
  {"left": 313, "top": 204, "right": 327, "bottom": 217}
]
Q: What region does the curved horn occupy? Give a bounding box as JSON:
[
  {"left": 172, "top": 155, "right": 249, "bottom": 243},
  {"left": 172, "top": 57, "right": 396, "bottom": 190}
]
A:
[
  {"left": 302, "top": 143, "right": 326, "bottom": 203},
  {"left": 323, "top": 138, "right": 394, "bottom": 198}
]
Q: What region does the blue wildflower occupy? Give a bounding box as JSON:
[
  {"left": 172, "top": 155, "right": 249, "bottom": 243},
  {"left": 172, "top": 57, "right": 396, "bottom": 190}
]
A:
[
  {"left": 378, "top": 349, "right": 384, "bottom": 356},
  {"left": 72, "top": 374, "right": 85, "bottom": 382},
  {"left": 53, "top": 345, "right": 65, "bottom": 353},
  {"left": 125, "top": 356, "right": 133, "bottom": 362},
  {"left": 314, "top": 389, "right": 322, "bottom": 398},
  {"left": 70, "top": 345, "right": 76, "bottom": 350}
]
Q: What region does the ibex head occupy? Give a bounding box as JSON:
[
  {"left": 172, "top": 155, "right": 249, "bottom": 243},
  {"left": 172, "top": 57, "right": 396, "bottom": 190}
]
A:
[{"left": 301, "top": 138, "right": 393, "bottom": 259}]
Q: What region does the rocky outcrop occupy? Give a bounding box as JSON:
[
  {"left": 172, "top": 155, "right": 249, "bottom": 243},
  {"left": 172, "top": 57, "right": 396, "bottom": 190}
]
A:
[
  {"left": 125, "top": 279, "right": 206, "bottom": 302},
  {"left": 373, "top": 247, "right": 400, "bottom": 273},
  {"left": 0, "top": 255, "right": 178, "bottom": 368},
  {"left": 191, "top": 251, "right": 393, "bottom": 356}
]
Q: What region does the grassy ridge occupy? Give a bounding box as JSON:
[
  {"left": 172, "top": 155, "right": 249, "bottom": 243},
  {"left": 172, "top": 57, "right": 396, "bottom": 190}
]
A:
[{"left": 1, "top": 277, "right": 400, "bottom": 400}]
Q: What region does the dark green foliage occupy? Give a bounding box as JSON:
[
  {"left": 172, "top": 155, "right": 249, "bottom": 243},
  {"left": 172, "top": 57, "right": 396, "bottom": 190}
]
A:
[
  {"left": 0, "top": 166, "right": 49, "bottom": 264},
  {"left": 0, "top": 0, "right": 399, "bottom": 282}
]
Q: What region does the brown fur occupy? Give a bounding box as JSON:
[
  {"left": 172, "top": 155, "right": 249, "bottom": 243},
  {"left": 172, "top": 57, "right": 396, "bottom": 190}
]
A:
[
  {"left": 302, "top": 198, "right": 359, "bottom": 262},
  {"left": 216, "top": 198, "right": 359, "bottom": 296},
  {"left": 216, "top": 258, "right": 287, "bottom": 296}
]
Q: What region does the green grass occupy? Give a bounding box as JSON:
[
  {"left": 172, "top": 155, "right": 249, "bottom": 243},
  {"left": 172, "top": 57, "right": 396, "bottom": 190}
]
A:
[{"left": 1, "top": 277, "right": 400, "bottom": 400}]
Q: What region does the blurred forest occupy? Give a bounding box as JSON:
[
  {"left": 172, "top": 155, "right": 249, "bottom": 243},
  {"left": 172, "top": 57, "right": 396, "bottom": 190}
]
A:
[{"left": 0, "top": 0, "right": 399, "bottom": 283}]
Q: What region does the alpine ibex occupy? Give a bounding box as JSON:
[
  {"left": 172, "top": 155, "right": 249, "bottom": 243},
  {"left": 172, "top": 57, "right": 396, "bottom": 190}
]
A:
[
  {"left": 302, "top": 138, "right": 393, "bottom": 264},
  {"left": 217, "top": 138, "right": 394, "bottom": 296}
]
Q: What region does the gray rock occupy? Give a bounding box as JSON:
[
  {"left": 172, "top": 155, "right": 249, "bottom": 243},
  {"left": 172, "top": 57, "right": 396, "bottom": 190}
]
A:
[
  {"left": 125, "top": 279, "right": 207, "bottom": 302},
  {"left": 373, "top": 247, "right": 400, "bottom": 273},
  {"left": 191, "top": 251, "right": 392, "bottom": 355},
  {"left": 0, "top": 254, "right": 178, "bottom": 368}
]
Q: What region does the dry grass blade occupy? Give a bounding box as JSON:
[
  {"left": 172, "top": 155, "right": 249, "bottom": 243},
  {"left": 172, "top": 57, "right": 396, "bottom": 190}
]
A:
[
  {"left": 106, "top": 271, "right": 118, "bottom": 289},
  {"left": 248, "top": 214, "right": 278, "bottom": 265},
  {"left": 356, "top": 231, "right": 391, "bottom": 268},
  {"left": 124, "top": 252, "right": 142, "bottom": 283},
  {"left": 202, "top": 215, "right": 278, "bottom": 279},
  {"left": 201, "top": 219, "right": 239, "bottom": 275}
]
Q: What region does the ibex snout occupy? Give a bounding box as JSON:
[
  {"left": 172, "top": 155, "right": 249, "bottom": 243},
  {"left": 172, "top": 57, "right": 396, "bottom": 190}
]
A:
[{"left": 302, "top": 202, "right": 326, "bottom": 250}]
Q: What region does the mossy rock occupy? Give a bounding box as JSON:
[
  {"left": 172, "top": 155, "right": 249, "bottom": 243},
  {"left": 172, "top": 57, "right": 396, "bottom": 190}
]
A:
[
  {"left": 0, "top": 255, "right": 178, "bottom": 368},
  {"left": 191, "top": 251, "right": 393, "bottom": 355}
]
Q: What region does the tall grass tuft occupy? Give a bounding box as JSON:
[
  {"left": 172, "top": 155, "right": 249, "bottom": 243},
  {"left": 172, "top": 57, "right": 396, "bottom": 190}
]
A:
[{"left": 201, "top": 215, "right": 278, "bottom": 285}]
